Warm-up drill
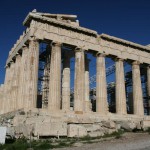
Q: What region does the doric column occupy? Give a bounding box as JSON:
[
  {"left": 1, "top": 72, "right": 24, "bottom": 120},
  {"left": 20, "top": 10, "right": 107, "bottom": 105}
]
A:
[
  {"left": 5, "top": 63, "right": 13, "bottom": 113},
  {"left": 27, "top": 37, "right": 39, "bottom": 108},
  {"left": 3, "top": 65, "right": 10, "bottom": 113},
  {"left": 21, "top": 45, "right": 29, "bottom": 108},
  {"left": 147, "top": 65, "right": 150, "bottom": 112},
  {"left": 14, "top": 53, "right": 21, "bottom": 110},
  {"left": 115, "top": 58, "right": 127, "bottom": 115},
  {"left": 48, "top": 42, "right": 62, "bottom": 111},
  {"left": 62, "top": 53, "right": 70, "bottom": 111},
  {"left": 9, "top": 60, "right": 15, "bottom": 112},
  {"left": 74, "top": 48, "right": 85, "bottom": 113},
  {"left": 96, "top": 53, "right": 108, "bottom": 114},
  {"left": 132, "top": 61, "right": 144, "bottom": 116},
  {"left": 84, "top": 54, "right": 91, "bottom": 112}
]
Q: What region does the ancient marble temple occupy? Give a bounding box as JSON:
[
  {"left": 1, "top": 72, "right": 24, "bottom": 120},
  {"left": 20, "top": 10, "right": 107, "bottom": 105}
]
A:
[{"left": 0, "top": 10, "right": 150, "bottom": 118}]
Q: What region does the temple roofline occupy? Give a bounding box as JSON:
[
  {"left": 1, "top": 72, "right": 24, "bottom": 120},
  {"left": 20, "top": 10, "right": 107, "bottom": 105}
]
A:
[
  {"left": 100, "top": 33, "right": 150, "bottom": 52},
  {"left": 23, "top": 11, "right": 97, "bottom": 36}
]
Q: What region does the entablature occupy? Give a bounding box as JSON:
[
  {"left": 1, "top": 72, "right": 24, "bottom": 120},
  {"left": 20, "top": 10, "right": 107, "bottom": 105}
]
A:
[
  {"left": 5, "top": 11, "right": 150, "bottom": 66},
  {"left": 99, "top": 34, "right": 150, "bottom": 64}
]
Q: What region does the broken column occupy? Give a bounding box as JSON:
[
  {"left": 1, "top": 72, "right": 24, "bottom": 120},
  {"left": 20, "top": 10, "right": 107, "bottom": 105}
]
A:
[
  {"left": 96, "top": 53, "right": 108, "bottom": 114},
  {"left": 48, "top": 42, "right": 62, "bottom": 111},
  {"left": 132, "top": 61, "right": 144, "bottom": 116},
  {"left": 115, "top": 58, "right": 127, "bottom": 115}
]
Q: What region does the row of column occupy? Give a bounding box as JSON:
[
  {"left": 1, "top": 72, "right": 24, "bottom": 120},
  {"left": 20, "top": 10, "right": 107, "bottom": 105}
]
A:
[
  {"left": 48, "top": 44, "right": 92, "bottom": 113},
  {"left": 96, "top": 55, "right": 145, "bottom": 116},
  {"left": 1, "top": 38, "right": 150, "bottom": 116},
  {"left": 2, "top": 37, "right": 39, "bottom": 113},
  {"left": 48, "top": 42, "right": 149, "bottom": 116}
]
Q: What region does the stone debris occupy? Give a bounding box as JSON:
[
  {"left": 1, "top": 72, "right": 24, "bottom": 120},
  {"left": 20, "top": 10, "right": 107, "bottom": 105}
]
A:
[{"left": 0, "top": 109, "right": 149, "bottom": 139}]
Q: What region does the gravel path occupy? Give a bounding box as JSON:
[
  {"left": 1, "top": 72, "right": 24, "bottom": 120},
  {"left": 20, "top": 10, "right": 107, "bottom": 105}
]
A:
[{"left": 54, "top": 133, "right": 150, "bottom": 150}]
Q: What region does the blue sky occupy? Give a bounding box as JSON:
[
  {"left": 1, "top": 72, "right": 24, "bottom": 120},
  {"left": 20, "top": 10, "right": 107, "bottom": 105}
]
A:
[{"left": 0, "top": 0, "right": 150, "bottom": 84}]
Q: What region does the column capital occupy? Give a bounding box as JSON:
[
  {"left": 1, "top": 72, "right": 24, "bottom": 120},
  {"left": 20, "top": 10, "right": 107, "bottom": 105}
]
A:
[
  {"left": 132, "top": 60, "right": 141, "bottom": 65},
  {"left": 29, "top": 36, "right": 39, "bottom": 42},
  {"left": 16, "top": 52, "right": 21, "bottom": 56},
  {"left": 147, "top": 64, "right": 150, "bottom": 68},
  {"left": 22, "top": 45, "right": 28, "bottom": 54},
  {"left": 51, "top": 41, "right": 62, "bottom": 47},
  {"left": 16, "top": 53, "right": 21, "bottom": 60},
  {"left": 9, "top": 60, "right": 15, "bottom": 67},
  {"left": 114, "top": 57, "right": 124, "bottom": 62},
  {"left": 10, "top": 60, "right": 15, "bottom": 64},
  {"left": 22, "top": 44, "right": 28, "bottom": 49},
  {"left": 96, "top": 52, "right": 106, "bottom": 57},
  {"left": 75, "top": 47, "right": 85, "bottom": 52}
]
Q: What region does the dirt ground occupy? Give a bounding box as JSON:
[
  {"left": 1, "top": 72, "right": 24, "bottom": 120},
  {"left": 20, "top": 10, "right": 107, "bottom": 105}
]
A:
[{"left": 54, "top": 132, "right": 150, "bottom": 150}]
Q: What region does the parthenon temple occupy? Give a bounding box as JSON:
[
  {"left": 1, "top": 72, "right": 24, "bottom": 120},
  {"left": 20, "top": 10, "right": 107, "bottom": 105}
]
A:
[{"left": 0, "top": 10, "right": 150, "bottom": 138}]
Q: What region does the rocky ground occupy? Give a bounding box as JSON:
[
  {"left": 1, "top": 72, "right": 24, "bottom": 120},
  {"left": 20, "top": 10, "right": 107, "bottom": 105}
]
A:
[
  {"left": 54, "top": 132, "right": 150, "bottom": 150},
  {"left": 1, "top": 110, "right": 150, "bottom": 150}
]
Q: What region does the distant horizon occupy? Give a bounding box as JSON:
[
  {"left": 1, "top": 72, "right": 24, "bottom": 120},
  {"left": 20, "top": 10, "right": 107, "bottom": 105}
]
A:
[{"left": 0, "top": 0, "right": 150, "bottom": 84}]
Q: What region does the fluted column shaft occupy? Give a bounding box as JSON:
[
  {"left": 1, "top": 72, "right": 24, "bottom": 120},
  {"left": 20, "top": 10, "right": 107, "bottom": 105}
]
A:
[
  {"left": 115, "top": 58, "right": 127, "bottom": 115},
  {"left": 3, "top": 66, "right": 10, "bottom": 113},
  {"left": 74, "top": 48, "right": 85, "bottom": 113},
  {"left": 10, "top": 61, "right": 15, "bottom": 111},
  {"left": 27, "top": 38, "right": 39, "bottom": 108},
  {"left": 84, "top": 54, "right": 91, "bottom": 112},
  {"left": 62, "top": 53, "right": 70, "bottom": 111},
  {"left": 96, "top": 53, "right": 108, "bottom": 114},
  {"left": 15, "top": 54, "right": 22, "bottom": 109},
  {"left": 22, "top": 46, "right": 29, "bottom": 108},
  {"left": 48, "top": 42, "right": 62, "bottom": 111},
  {"left": 132, "top": 61, "right": 144, "bottom": 116}
]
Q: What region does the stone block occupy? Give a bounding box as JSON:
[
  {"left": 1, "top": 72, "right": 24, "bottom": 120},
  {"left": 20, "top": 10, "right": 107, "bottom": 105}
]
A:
[
  {"left": 13, "top": 116, "right": 26, "bottom": 126},
  {"left": 14, "top": 124, "right": 32, "bottom": 138},
  {"left": 6, "top": 127, "right": 15, "bottom": 138},
  {"left": 117, "top": 120, "right": 137, "bottom": 131},
  {"left": 34, "top": 122, "right": 67, "bottom": 137},
  {"left": 83, "top": 124, "right": 101, "bottom": 132},
  {"left": 101, "top": 120, "right": 116, "bottom": 129},
  {"left": 142, "top": 120, "right": 150, "bottom": 130},
  {"left": 88, "top": 131, "right": 104, "bottom": 137},
  {"left": 0, "top": 127, "right": 7, "bottom": 144},
  {"left": 67, "top": 124, "right": 87, "bottom": 137}
]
